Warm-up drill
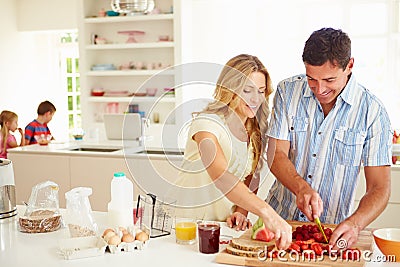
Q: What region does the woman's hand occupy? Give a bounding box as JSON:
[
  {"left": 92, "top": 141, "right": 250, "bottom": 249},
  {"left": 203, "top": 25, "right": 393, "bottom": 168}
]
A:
[
  {"left": 260, "top": 208, "right": 292, "bottom": 250},
  {"left": 226, "top": 212, "right": 252, "bottom": 231}
]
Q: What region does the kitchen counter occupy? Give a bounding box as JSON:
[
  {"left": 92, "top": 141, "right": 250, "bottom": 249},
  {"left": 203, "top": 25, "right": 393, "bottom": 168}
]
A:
[
  {"left": 7, "top": 141, "right": 400, "bottom": 167},
  {"left": 7, "top": 140, "right": 132, "bottom": 158},
  {"left": 7, "top": 140, "right": 183, "bottom": 159},
  {"left": 7, "top": 141, "right": 184, "bottom": 212},
  {"left": 0, "top": 206, "right": 398, "bottom": 267},
  {"left": 7, "top": 141, "right": 400, "bottom": 227}
]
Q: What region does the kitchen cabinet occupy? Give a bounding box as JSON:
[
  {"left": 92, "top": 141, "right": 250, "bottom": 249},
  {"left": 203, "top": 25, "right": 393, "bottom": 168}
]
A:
[
  {"left": 77, "top": 0, "right": 182, "bottom": 138},
  {"left": 69, "top": 156, "right": 136, "bottom": 211},
  {"left": 8, "top": 153, "right": 71, "bottom": 208},
  {"left": 8, "top": 147, "right": 183, "bottom": 212}
]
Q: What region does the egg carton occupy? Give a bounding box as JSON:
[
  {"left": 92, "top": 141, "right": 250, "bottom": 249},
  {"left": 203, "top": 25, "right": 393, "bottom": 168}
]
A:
[
  {"left": 103, "top": 225, "right": 150, "bottom": 254},
  {"left": 106, "top": 239, "right": 148, "bottom": 253}
]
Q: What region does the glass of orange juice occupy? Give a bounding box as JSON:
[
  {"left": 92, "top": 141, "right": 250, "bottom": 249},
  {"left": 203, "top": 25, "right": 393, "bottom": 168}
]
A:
[{"left": 175, "top": 218, "right": 197, "bottom": 245}]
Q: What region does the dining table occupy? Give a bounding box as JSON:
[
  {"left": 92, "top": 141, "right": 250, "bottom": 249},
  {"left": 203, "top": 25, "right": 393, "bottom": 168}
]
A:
[{"left": 0, "top": 206, "right": 398, "bottom": 267}]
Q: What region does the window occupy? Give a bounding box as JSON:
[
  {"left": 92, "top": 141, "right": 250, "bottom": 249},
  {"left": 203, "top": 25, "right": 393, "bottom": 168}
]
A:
[
  {"left": 59, "top": 32, "right": 81, "bottom": 133},
  {"left": 186, "top": 0, "right": 400, "bottom": 128},
  {"left": 262, "top": 0, "right": 400, "bottom": 128}
]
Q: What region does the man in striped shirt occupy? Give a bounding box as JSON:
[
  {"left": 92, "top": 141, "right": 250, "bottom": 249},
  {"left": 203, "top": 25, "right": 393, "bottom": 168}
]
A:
[
  {"left": 25, "top": 101, "right": 56, "bottom": 145},
  {"left": 266, "top": 28, "right": 392, "bottom": 250}
]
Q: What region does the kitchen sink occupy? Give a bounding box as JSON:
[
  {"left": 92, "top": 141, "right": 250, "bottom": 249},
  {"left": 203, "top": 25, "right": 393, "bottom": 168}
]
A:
[
  {"left": 136, "top": 150, "right": 184, "bottom": 156},
  {"left": 68, "top": 147, "right": 121, "bottom": 153},
  {"left": 61, "top": 146, "right": 123, "bottom": 153}
]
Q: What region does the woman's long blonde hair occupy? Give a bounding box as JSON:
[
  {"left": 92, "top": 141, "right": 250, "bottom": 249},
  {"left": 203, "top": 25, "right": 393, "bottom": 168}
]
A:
[
  {"left": 0, "top": 110, "right": 18, "bottom": 155},
  {"left": 199, "top": 54, "right": 273, "bottom": 175}
]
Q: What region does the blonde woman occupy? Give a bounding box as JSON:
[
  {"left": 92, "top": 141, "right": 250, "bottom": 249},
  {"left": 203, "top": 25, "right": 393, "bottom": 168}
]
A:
[
  {"left": 175, "top": 54, "right": 291, "bottom": 249},
  {"left": 0, "top": 110, "right": 25, "bottom": 158}
]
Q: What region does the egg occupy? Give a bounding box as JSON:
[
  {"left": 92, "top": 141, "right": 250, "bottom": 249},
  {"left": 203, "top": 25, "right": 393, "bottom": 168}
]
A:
[
  {"left": 121, "top": 233, "right": 135, "bottom": 243},
  {"left": 118, "top": 226, "right": 128, "bottom": 235},
  {"left": 103, "top": 231, "right": 117, "bottom": 242},
  {"left": 135, "top": 231, "right": 149, "bottom": 242},
  {"left": 108, "top": 235, "right": 121, "bottom": 246},
  {"left": 102, "top": 228, "right": 115, "bottom": 237}
]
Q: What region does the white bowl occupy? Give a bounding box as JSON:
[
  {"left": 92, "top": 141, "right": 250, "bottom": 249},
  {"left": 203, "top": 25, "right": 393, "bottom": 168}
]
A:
[{"left": 34, "top": 134, "right": 52, "bottom": 146}]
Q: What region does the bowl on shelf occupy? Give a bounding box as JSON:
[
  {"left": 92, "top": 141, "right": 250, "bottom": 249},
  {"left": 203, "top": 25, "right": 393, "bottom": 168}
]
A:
[
  {"left": 95, "top": 37, "right": 107, "bottom": 45},
  {"left": 132, "top": 92, "right": 147, "bottom": 97},
  {"left": 163, "top": 87, "right": 175, "bottom": 96},
  {"left": 118, "top": 30, "right": 145, "bottom": 43},
  {"left": 146, "top": 88, "right": 157, "bottom": 96},
  {"left": 373, "top": 228, "right": 400, "bottom": 261},
  {"left": 91, "top": 89, "right": 105, "bottom": 96},
  {"left": 34, "top": 134, "right": 52, "bottom": 146},
  {"left": 106, "top": 10, "right": 120, "bottom": 16},
  {"left": 104, "top": 90, "right": 130, "bottom": 97},
  {"left": 91, "top": 64, "right": 117, "bottom": 71},
  {"left": 158, "top": 35, "right": 170, "bottom": 42}
]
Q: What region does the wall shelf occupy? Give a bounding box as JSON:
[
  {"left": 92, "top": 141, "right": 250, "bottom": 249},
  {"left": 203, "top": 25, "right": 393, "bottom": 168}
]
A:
[
  {"left": 88, "top": 96, "right": 176, "bottom": 103},
  {"left": 84, "top": 13, "right": 174, "bottom": 24},
  {"left": 85, "top": 42, "right": 174, "bottom": 50},
  {"left": 79, "top": 0, "right": 180, "bottom": 132},
  {"left": 86, "top": 69, "right": 175, "bottom": 76}
]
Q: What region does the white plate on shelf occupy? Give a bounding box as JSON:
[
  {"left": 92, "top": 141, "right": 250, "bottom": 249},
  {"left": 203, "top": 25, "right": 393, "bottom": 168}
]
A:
[{"left": 104, "top": 91, "right": 130, "bottom": 97}]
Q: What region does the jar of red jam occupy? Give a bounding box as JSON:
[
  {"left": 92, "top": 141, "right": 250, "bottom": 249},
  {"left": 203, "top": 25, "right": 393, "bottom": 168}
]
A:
[{"left": 197, "top": 222, "right": 220, "bottom": 254}]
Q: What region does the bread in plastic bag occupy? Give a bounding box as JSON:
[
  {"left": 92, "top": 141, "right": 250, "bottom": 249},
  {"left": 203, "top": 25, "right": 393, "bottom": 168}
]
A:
[
  {"left": 18, "top": 181, "right": 63, "bottom": 233},
  {"left": 65, "top": 187, "right": 98, "bottom": 237}
]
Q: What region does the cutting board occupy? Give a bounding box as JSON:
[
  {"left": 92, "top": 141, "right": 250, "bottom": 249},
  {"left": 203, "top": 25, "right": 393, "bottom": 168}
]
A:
[{"left": 216, "top": 221, "right": 373, "bottom": 267}]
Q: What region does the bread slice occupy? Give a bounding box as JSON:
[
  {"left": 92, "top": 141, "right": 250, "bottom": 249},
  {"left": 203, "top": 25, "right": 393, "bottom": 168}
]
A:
[
  {"left": 226, "top": 245, "right": 261, "bottom": 258},
  {"left": 230, "top": 237, "right": 275, "bottom": 252}
]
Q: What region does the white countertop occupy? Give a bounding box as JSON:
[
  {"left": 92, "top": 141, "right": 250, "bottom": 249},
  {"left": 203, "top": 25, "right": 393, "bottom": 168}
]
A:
[
  {"left": 7, "top": 141, "right": 399, "bottom": 170},
  {"left": 0, "top": 206, "right": 398, "bottom": 267},
  {"left": 0, "top": 206, "right": 238, "bottom": 267},
  {"left": 7, "top": 140, "right": 183, "bottom": 159}
]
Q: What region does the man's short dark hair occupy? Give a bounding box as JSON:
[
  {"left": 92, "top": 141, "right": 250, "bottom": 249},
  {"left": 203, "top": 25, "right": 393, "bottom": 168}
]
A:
[
  {"left": 37, "top": 101, "right": 56, "bottom": 115},
  {"left": 302, "top": 27, "right": 351, "bottom": 70}
]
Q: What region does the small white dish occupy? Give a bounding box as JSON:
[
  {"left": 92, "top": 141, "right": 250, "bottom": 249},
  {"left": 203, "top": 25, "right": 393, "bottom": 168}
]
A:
[{"left": 58, "top": 236, "right": 107, "bottom": 260}]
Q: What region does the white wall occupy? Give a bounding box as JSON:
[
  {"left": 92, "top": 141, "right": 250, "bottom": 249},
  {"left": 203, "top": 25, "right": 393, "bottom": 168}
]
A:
[
  {"left": 17, "top": 0, "right": 77, "bottom": 31},
  {"left": 0, "top": 1, "right": 70, "bottom": 141},
  {"left": 179, "top": 0, "right": 400, "bottom": 128},
  {"left": 0, "top": 0, "right": 399, "bottom": 144}
]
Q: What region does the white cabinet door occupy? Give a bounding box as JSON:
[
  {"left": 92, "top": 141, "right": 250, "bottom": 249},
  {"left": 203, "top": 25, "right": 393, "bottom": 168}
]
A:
[
  {"left": 8, "top": 153, "right": 70, "bottom": 208},
  {"left": 69, "top": 156, "right": 139, "bottom": 212},
  {"left": 125, "top": 155, "right": 183, "bottom": 199}
]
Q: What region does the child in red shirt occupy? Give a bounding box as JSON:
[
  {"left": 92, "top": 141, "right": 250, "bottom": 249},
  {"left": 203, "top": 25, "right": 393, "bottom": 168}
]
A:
[{"left": 25, "top": 101, "right": 56, "bottom": 145}]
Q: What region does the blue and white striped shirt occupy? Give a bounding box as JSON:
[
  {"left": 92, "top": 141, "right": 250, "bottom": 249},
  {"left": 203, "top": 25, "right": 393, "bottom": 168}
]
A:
[{"left": 266, "top": 74, "right": 392, "bottom": 224}]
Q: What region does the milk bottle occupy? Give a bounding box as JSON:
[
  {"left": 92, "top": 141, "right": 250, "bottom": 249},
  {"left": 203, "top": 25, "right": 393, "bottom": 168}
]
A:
[{"left": 107, "top": 172, "right": 134, "bottom": 227}]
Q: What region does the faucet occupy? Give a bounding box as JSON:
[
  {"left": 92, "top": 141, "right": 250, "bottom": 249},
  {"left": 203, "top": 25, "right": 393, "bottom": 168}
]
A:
[{"left": 138, "top": 117, "right": 150, "bottom": 147}]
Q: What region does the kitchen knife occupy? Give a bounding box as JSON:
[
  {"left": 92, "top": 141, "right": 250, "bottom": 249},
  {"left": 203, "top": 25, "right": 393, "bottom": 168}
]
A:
[{"left": 314, "top": 217, "right": 329, "bottom": 243}]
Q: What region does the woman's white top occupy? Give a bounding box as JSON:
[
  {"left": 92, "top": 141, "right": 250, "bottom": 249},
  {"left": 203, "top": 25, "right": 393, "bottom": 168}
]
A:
[{"left": 173, "top": 113, "right": 253, "bottom": 221}]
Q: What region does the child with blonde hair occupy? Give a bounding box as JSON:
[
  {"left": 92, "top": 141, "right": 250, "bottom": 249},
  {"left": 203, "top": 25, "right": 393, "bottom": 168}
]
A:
[{"left": 0, "top": 110, "right": 25, "bottom": 158}]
